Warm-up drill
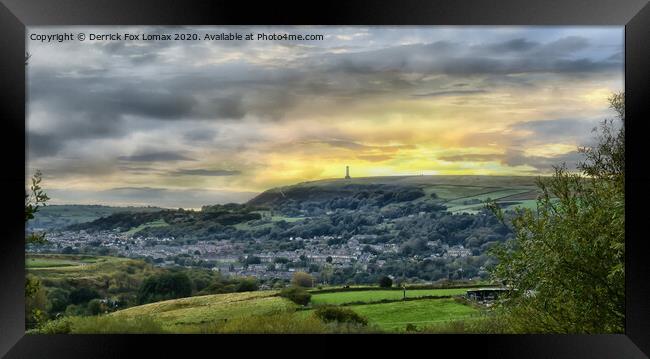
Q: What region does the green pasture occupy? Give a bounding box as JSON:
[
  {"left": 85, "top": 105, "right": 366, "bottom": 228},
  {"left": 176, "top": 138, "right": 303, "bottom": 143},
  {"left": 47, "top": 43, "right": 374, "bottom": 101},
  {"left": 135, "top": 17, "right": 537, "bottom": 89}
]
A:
[
  {"left": 111, "top": 290, "right": 295, "bottom": 331},
  {"left": 310, "top": 288, "right": 470, "bottom": 305},
  {"left": 124, "top": 219, "right": 169, "bottom": 236},
  {"left": 348, "top": 298, "right": 479, "bottom": 331}
]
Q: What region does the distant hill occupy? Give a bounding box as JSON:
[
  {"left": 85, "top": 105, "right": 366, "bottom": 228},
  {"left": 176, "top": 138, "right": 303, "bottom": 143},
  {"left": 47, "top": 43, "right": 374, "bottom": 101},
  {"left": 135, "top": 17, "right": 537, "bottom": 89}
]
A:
[
  {"left": 248, "top": 175, "right": 542, "bottom": 213},
  {"left": 57, "top": 175, "right": 545, "bottom": 240},
  {"left": 29, "top": 204, "right": 165, "bottom": 230}
]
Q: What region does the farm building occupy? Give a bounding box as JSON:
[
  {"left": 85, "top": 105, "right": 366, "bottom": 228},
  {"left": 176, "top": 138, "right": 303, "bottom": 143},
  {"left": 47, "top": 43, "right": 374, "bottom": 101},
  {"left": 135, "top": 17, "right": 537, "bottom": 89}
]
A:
[{"left": 466, "top": 287, "right": 509, "bottom": 302}]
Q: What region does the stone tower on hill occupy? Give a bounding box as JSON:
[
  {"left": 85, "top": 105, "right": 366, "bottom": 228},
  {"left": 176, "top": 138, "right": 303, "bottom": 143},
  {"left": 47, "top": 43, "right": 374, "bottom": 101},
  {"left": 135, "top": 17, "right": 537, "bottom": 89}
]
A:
[{"left": 345, "top": 166, "right": 351, "bottom": 179}]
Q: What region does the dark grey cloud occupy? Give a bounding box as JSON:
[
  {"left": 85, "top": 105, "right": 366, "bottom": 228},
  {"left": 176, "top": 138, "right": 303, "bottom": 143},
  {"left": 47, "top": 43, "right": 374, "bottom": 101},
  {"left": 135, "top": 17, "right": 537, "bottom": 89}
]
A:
[
  {"left": 513, "top": 118, "right": 601, "bottom": 144},
  {"left": 458, "top": 118, "right": 604, "bottom": 149},
  {"left": 412, "top": 89, "right": 487, "bottom": 97},
  {"left": 170, "top": 169, "right": 241, "bottom": 176},
  {"left": 439, "top": 150, "right": 582, "bottom": 172},
  {"left": 117, "top": 152, "right": 195, "bottom": 162},
  {"left": 318, "top": 36, "right": 620, "bottom": 77},
  {"left": 183, "top": 128, "right": 218, "bottom": 143},
  {"left": 26, "top": 132, "right": 65, "bottom": 157},
  {"left": 482, "top": 38, "right": 539, "bottom": 53},
  {"left": 503, "top": 149, "right": 582, "bottom": 172}
]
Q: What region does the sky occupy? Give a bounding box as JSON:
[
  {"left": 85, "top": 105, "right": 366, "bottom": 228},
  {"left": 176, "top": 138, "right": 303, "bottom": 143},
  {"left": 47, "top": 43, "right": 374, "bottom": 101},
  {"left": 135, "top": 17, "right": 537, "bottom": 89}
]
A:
[{"left": 26, "top": 26, "right": 624, "bottom": 208}]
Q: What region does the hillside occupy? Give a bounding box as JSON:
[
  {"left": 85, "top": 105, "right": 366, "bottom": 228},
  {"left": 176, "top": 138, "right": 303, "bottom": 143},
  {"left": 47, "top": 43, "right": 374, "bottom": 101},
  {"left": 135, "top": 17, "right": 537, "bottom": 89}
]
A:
[
  {"left": 249, "top": 175, "right": 542, "bottom": 214},
  {"left": 30, "top": 204, "right": 164, "bottom": 230},
  {"left": 105, "top": 286, "right": 481, "bottom": 333}
]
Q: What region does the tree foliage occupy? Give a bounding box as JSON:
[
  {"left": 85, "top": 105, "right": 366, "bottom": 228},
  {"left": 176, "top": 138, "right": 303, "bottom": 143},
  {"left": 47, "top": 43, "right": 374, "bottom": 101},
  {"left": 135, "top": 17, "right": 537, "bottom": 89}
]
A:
[
  {"left": 279, "top": 286, "right": 311, "bottom": 306},
  {"left": 489, "top": 92, "right": 625, "bottom": 333},
  {"left": 136, "top": 272, "right": 193, "bottom": 305},
  {"left": 291, "top": 271, "right": 314, "bottom": 288},
  {"left": 378, "top": 276, "right": 393, "bottom": 288},
  {"left": 25, "top": 170, "right": 50, "bottom": 244}
]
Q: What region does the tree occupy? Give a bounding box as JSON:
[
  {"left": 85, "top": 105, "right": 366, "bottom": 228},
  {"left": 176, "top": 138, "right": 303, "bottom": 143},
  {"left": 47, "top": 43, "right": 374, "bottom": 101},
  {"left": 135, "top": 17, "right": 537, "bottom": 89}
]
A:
[
  {"left": 291, "top": 271, "right": 314, "bottom": 288},
  {"left": 68, "top": 287, "right": 100, "bottom": 305},
  {"left": 279, "top": 286, "right": 311, "bottom": 306},
  {"left": 25, "top": 170, "right": 50, "bottom": 328},
  {"left": 25, "top": 275, "right": 47, "bottom": 328},
  {"left": 378, "top": 276, "right": 393, "bottom": 288},
  {"left": 25, "top": 170, "right": 49, "bottom": 244},
  {"left": 489, "top": 92, "right": 624, "bottom": 333},
  {"left": 235, "top": 277, "right": 259, "bottom": 292},
  {"left": 137, "top": 272, "right": 193, "bottom": 304}
]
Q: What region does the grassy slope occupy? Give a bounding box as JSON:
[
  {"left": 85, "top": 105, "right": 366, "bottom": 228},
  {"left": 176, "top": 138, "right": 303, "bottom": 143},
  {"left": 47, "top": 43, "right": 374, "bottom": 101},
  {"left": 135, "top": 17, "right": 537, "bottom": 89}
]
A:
[
  {"left": 111, "top": 290, "right": 295, "bottom": 331},
  {"left": 26, "top": 254, "right": 130, "bottom": 272},
  {"left": 123, "top": 219, "right": 169, "bottom": 236},
  {"left": 109, "top": 285, "right": 479, "bottom": 333},
  {"left": 310, "top": 288, "right": 470, "bottom": 305},
  {"left": 26, "top": 254, "right": 159, "bottom": 300}
]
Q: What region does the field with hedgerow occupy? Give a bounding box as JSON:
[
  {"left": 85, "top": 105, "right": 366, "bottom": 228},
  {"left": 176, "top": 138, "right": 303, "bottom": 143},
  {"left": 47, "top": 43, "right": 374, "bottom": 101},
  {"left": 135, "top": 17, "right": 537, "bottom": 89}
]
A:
[{"left": 32, "top": 283, "right": 488, "bottom": 334}]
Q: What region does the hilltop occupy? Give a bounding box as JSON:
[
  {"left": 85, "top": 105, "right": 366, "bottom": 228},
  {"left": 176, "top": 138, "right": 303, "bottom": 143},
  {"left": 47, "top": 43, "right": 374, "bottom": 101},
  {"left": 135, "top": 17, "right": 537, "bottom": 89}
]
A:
[{"left": 249, "top": 175, "right": 542, "bottom": 214}]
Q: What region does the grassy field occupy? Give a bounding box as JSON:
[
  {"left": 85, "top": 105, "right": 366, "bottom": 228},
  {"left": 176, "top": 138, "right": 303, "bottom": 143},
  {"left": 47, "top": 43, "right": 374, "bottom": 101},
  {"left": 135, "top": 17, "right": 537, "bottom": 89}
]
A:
[
  {"left": 310, "top": 288, "right": 470, "bottom": 305},
  {"left": 26, "top": 254, "right": 128, "bottom": 271},
  {"left": 26, "top": 257, "right": 87, "bottom": 268},
  {"left": 38, "top": 279, "right": 483, "bottom": 333},
  {"left": 111, "top": 290, "right": 295, "bottom": 331},
  {"left": 234, "top": 212, "right": 306, "bottom": 230},
  {"left": 348, "top": 298, "right": 479, "bottom": 331},
  {"left": 123, "top": 219, "right": 169, "bottom": 236},
  {"left": 29, "top": 204, "right": 164, "bottom": 230}
]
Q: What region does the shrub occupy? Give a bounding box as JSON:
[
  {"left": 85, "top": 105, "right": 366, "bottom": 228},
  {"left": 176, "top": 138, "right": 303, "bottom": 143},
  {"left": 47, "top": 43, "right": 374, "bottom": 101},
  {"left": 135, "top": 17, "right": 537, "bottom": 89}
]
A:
[
  {"left": 313, "top": 306, "right": 368, "bottom": 326},
  {"left": 405, "top": 323, "right": 418, "bottom": 332},
  {"left": 137, "top": 272, "right": 192, "bottom": 304},
  {"left": 279, "top": 286, "right": 311, "bottom": 306},
  {"left": 291, "top": 272, "right": 314, "bottom": 288},
  {"left": 68, "top": 287, "right": 100, "bottom": 305},
  {"left": 215, "top": 312, "right": 327, "bottom": 334},
  {"left": 36, "top": 317, "right": 72, "bottom": 334},
  {"left": 378, "top": 276, "right": 393, "bottom": 288},
  {"left": 64, "top": 315, "right": 166, "bottom": 334},
  {"left": 235, "top": 277, "right": 259, "bottom": 292},
  {"left": 34, "top": 315, "right": 166, "bottom": 334},
  {"left": 46, "top": 288, "right": 70, "bottom": 314},
  {"left": 87, "top": 299, "right": 106, "bottom": 315}
]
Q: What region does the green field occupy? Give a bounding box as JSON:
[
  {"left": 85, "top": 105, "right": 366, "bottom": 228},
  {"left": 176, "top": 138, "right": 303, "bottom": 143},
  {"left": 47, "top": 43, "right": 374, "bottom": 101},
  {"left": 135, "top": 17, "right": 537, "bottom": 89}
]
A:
[
  {"left": 310, "top": 288, "right": 470, "bottom": 305},
  {"left": 26, "top": 254, "right": 130, "bottom": 272},
  {"left": 111, "top": 291, "right": 296, "bottom": 331},
  {"left": 29, "top": 204, "right": 164, "bottom": 230},
  {"left": 123, "top": 219, "right": 169, "bottom": 236},
  {"left": 109, "top": 286, "right": 480, "bottom": 333},
  {"left": 349, "top": 298, "right": 479, "bottom": 331},
  {"left": 26, "top": 257, "right": 84, "bottom": 268}
]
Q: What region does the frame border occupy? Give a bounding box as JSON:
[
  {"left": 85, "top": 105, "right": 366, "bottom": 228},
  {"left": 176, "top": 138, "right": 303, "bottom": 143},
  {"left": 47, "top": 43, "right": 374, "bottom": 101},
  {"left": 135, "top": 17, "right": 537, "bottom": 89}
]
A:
[{"left": 1, "top": 1, "right": 648, "bottom": 357}]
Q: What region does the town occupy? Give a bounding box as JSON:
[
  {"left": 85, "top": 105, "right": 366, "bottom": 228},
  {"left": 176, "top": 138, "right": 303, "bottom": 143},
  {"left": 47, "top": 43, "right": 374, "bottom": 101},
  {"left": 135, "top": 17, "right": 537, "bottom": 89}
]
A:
[{"left": 30, "top": 229, "right": 474, "bottom": 281}]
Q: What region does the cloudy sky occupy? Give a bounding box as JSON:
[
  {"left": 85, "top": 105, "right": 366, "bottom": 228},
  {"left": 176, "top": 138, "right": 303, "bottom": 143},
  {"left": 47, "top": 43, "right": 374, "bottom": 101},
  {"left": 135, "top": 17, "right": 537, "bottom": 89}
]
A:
[{"left": 26, "top": 26, "right": 623, "bottom": 208}]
